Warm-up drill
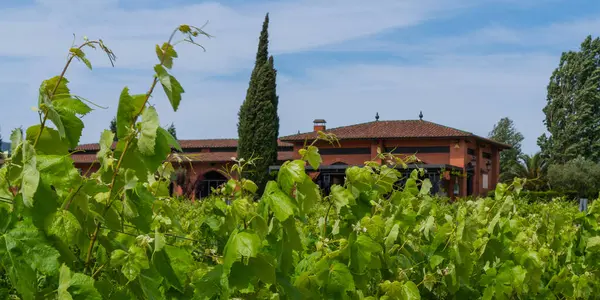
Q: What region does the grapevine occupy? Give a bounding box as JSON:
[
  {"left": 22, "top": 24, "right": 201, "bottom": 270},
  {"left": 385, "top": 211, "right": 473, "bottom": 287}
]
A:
[{"left": 1, "top": 25, "right": 600, "bottom": 300}]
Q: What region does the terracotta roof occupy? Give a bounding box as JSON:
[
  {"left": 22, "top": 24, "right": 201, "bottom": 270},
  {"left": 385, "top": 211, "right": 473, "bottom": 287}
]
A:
[
  {"left": 71, "top": 151, "right": 294, "bottom": 164},
  {"left": 280, "top": 120, "right": 511, "bottom": 148},
  {"left": 75, "top": 139, "right": 293, "bottom": 151}
]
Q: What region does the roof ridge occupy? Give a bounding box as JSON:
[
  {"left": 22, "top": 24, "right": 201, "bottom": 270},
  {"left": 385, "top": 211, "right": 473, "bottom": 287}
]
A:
[
  {"left": 282, "top": 120, "right": 379, "bottom": 138},
  {"left": 418, "top": 119, "right": 473, "bottom": 135}
]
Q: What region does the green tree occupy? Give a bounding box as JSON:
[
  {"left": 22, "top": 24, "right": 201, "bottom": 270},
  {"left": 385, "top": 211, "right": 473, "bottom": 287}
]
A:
[
  {"left": 109, "top": 117, "right": 117, "bottom": 141},
  {"left": 166, "top": 123, "right": 177, "bottom": 140},
  {"left": 506, "top": 152, "right": 548, "bottom": 191},
  {"left": 538, "top": 35, "right": 600, "bottom": 164},
  {"left": 488, "top": 117, "right": 524, "bottom": 182},
  {"left": 548, "top": 156, "right": 600, "bottom": 198},
  {"left": 237, "top": 13, "right": 280, "bottom": 193}
]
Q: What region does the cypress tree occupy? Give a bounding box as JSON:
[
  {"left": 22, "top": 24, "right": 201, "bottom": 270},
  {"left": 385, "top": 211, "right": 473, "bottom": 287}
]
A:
[{"left": 237, "top": 13, "right": 279, "bottom": 193}]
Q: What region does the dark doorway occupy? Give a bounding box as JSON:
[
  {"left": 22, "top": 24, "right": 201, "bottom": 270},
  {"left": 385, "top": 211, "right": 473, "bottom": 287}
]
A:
[
  {"left": 466, "top": 172, "right": 474, "bottom": 196},
  {"left": 197, "top": 171, "right": 228, "bottom": 199}
]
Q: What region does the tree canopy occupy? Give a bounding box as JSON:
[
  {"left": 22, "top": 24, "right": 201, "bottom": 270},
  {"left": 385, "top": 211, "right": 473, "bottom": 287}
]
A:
[
  {"left": 488, "top": 117, "right": 524, "bottom": 182},
  {"left": 538, "top": 35, "right": 600, "bottom": 163},
  {"left": 237, "top": 13, "right": 280, "bottom": 193}
]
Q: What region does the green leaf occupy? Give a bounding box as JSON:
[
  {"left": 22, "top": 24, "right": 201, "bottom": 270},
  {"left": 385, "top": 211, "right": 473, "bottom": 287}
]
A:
[
  {"left": 111, "top": 245, "right": 150, "bottom": 282},
  {"left": 155, "top": 43, "right": 178, "bottom": 69},
  {"left": 300, "top": 145, "right": 322, "bottom": 170},
  {"left": 193, "top": 265, "right": 223, "bottom": 299},
  {"left": 242, "top": 179, "right": 259, "bottom": 194},
  {"left": 10, "top": 128, "right": 23, "bottom": 153},
  {"left": 296, "top": 175, "right": 321, "bottom": 216},
  {"left": 262, "top": 181, "right": 297, "bottom": 222},
  {"left": 70, "top": 47, "right": 93, "bottom": 70},
  {"left": 316, "top": 261, "right": 355, "bottom": 294},
  {"left": 37, "top": 155, "right": 81, "bottom": 193},
  {"left": 429, "top": 255, "right": 444, "bottom": 269},
  {"left": 586, "top": 236, "right": 600, "bottom": 252},
  {"left": 53, "top": 97, "right": 92, "bottom": 116},
  {"left": 58, "top": 264, "right": 102, "bottom": 300},
  {"left": 346, "top": 166, "right": 374, "bottom": 192},
  {"left": 124, "top": 184, "right": 154, "bottom": 233},
  {"left": 26, "top": 125, "right": 69, "bottom": 155},
  {"left": 156, "top": 127, "right": 181, "bottom": 152},
  {"left": 419, "top": 179, "right": 433, "bottom": 195},
  {"left": 385, "top": 223, "right": 400, "bottom": 251},
  {"left": 46, "top": 210, "right": 81, "bottom": 244},
  {"left": 2, "top": 220, "right": 60, "bottom": 276},
  {"left": 277, "top": 160, "right": 306, "bottom": 195},
  {"left": 56, "top": 108, "right": 85, "bottom": 149},
  {"left": 138, "top": 106, "right": 160, "bottom": 155},
  {"left": 330, "top": 185, "right": 354, "bottom": 213},
  {"left": 97, "top": 130, "right": 115, "bottom": 172},
  {"left": 154, "top": 64, "right": 185, "bottom": 111},
  {"left": 401, "top": 281, "right": 421, "bottom": 300},
  {"left": 21, "top": 141, "right": 39, "bottom": 207},
  {"left": 351, "top": 234, "right": 382, "bottom": 272},
  {"left": 223, "top": 231, "right": 262, "bottom": 272},
  {"left": 116, "top": 87, "right": 146, "bottom": 139}
]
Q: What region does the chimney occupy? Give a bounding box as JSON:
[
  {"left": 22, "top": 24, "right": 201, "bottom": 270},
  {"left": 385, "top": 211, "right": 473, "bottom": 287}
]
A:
[{"left": 313, "top": 119, "right": 326, "bottom": 132}]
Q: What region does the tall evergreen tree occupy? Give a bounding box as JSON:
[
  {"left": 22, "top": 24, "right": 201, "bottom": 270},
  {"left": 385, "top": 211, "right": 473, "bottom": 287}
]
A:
[
  {"left": 109, "top": 117, "right": 117, "bottom": 141},
  {"left": 488, "top": 117, "right": 524, "bottom": 182},
  {"left": 538, "top": 35, "right": 600, "bottom": 163},
  {"left": 166, "top": 123, "right": 177, "bottom": 140},
  {"left": 237, "top": 13, "right": 280, "bottom": 193}
]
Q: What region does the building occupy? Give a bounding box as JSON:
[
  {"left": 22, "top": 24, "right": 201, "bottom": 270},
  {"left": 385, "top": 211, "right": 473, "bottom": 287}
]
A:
[{"left": 71, "top": 116, "right": 509, "bottom": 199}]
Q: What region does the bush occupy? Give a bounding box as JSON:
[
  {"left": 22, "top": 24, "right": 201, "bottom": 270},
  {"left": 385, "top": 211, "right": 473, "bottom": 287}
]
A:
[
  {"left": 488, "top": 190, "right": 578, "bottom": 202},
  {"left": 548, "top": 156, "right": 600, "bottom": 198}
]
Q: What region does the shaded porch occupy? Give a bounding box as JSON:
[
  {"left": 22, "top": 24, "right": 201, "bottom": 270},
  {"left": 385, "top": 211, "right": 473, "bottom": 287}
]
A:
[{"left": 269, "top": 163, "right": 465, "bottom": 198}]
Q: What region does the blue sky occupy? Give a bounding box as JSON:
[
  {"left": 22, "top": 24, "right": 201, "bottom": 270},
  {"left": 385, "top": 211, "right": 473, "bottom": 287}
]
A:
[{"left": 0, "top": 0, "right": 599, "bottom": 154}]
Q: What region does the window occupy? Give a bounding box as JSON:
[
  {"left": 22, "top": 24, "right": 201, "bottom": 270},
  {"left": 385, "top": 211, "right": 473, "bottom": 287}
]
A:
[{"left": 482, "top": 173, "right": 488, "bottom": 189}]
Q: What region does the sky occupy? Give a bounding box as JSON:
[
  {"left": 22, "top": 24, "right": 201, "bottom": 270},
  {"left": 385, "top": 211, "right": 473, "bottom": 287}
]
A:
[{"left": 0, "top": 0, "right": 599, "bottom": 154}]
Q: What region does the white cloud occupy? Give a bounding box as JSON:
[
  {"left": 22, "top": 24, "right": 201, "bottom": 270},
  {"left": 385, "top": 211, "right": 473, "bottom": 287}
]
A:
[
  {"left": 0, "top": 0, "right": 597, "bottom": 157},
  {"left": 274, "top": 53, "right": 556, "bottom": 155}
]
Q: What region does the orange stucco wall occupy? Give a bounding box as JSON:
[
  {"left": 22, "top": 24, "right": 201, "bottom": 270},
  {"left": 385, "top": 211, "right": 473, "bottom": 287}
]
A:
[{"left": 74, "top": 136, "right": 504, "bottom": 199}]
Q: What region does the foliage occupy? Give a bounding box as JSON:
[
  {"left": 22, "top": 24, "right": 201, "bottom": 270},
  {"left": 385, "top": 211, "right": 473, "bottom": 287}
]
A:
[
  {"left": 488, "top": 117, "right": 524, "bottom": 182},
  {"left": 166, "top": 123, "right": 178, "bottom": 140},
  {"left": 4, "top": 25, "right": 600, "bottom": 300},
  {"left": 109, "top": 117, "right": 117, "bottom": 141},
  {"left": 504, "top": 152, "right": 548, "bottom": 191},
  {"left": 538, "top": 35, "right": 600, "bottom": 164},
  {"left": 488, "top": 190, "right": 578, "bottom": 202},
  {"left": 0, "top": 24, "right": 210, "bottom": 299},
  {"left": 112, "top": 118, "right": 177, "bottom": 142},
  {"left": 237, "top": 13, "right": 280, "bottom": 194},
  {"left": 548, "top": 156, "right": 600, "bottom": 198}
]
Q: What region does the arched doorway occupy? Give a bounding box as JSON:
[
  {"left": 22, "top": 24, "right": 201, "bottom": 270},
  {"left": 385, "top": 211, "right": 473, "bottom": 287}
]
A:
[{"left": 196, "top": 171, "right": 228, "bottom": 199}]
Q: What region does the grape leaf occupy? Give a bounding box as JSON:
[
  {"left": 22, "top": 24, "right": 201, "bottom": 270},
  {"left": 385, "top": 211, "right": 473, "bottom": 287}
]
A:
[
  {"left": 316, "top": 261, "right": 355, "bottom": 294},
  {"left": 155, "top": 43, "right": 178, "bottom": 69},
  {"left": 277, "top": 160, "right": 306, "bottom": 195},
  {"left": 223, "top": 231, "right": 261, "bottom": 272},
  {"left": 330, "top": 185, "right": 354, "bottom": 213},
  {"left": 138, "top": 106, "right": 159, "bottom": 155},
  {"left": 262, "top": 181, "right": 297, "bottom": 222},
  {"left": 116, "top": 87, "right": 146, "bottom": 139},
  {"left": 46, "top": 210, "right": 81, "bottom": 244},
  {"left": 111, "top": 245, "right": 150, "bottom": 282},
  {"left": 26, "top": 125, "right": 69, "bottom": 155},
  {"left": 154, "top": 65, "right": 184, "bottom": 111},
  {"left": 156, "top": 127, "right": 181, "bottom": 152},
  {"left": 58, "top": 264, "right": 102, "bottom": 300},
  {"left": 21, "top": 141, "right": 39, "bottom": 207},
  {"left": 299, "top": 146, "right": 322, "bottom": 170}
]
